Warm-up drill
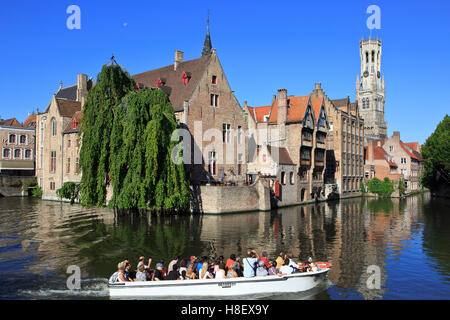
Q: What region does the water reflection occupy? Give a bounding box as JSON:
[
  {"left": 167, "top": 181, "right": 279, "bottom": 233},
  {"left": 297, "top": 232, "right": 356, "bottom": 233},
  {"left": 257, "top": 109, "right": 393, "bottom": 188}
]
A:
[{"left": 0, "top": 192, "right": 449, "bottom": 299}]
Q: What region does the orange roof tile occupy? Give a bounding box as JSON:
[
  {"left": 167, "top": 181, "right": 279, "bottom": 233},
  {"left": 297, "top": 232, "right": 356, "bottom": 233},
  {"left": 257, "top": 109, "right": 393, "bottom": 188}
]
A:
[
  {"left": 400, "top": 141, "right": 419, "bottom": 160},
  {"left": 22, "top": 114, "right": 36, "bottom": 128},
  {"left": 404, "top": 142, "right": 419, "bottom": 152},
  {"left": 310, "top": 97, "right": 323, "bottom": 121},
  {"left": 252, "top": 95, "right": 310, "bottom": 124},
  {"left": 247, "top": 106, "right": 272, "bottom": 123},
  {"left": 373, "top": 145, "right": 397, "bottom": 167}
]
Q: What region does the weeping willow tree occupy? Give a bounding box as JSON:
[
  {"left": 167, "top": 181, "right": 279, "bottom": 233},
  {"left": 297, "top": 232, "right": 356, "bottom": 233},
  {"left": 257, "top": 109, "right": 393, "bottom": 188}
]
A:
[
  {"left": 79, "top": 64, "right": 136, "bottom": 207},
  {"left": 80, "top": 63, "right": 190, "bottom": 212},
  {"left": 109, "top": 88, "right": 190, "bottom": 211}
]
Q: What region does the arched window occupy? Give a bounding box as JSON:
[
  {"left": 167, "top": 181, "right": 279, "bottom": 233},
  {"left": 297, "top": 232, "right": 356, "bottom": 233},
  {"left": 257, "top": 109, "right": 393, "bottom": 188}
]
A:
[
  {"left": 371, "top": 50, "right": 375, "bottom": 62},
  {"left": 365, "top": 51, "right": 369, "bottom": 63},
  {"left": 51, "top": 118, "right": 57, "bottom": 136}
]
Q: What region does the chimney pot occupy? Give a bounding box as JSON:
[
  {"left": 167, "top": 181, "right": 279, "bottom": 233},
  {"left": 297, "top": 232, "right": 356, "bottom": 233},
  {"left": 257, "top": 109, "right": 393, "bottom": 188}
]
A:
[{"left": 174, "top": 50, "right": 184, "bottom": 70}]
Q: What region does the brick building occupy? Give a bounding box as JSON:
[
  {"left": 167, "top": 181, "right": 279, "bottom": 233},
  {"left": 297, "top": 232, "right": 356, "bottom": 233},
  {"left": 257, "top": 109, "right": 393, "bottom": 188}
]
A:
[
  {"left": 245, "top": 86, "right": 330, "bottom": 205},
  {"left": 364, "top": 131, "right": 423, "bottom": 191},
  {"left": 0, "top": 115, "right": 36, "bottom": 176},
  {"left": 132, "top": 27, "right": 248, "bottom": 185},
  {"left": 36, "top": 74, "right": 93, "bottom": 200},
  {"left": 325, "top": 95, "right": 365, "bottom": 196}
]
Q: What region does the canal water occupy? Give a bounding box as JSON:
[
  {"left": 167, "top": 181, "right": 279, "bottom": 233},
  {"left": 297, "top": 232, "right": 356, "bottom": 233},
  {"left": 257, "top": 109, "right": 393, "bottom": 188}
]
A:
[{"left": 0, "top": 193, "right": 449, "bottom": 300}]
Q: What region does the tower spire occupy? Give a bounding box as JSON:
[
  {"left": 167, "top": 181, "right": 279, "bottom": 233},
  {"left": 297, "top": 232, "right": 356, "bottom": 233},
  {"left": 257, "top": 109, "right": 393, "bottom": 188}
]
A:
[{"left": 202, "top": 10, "right": 212, "bottom": 56}]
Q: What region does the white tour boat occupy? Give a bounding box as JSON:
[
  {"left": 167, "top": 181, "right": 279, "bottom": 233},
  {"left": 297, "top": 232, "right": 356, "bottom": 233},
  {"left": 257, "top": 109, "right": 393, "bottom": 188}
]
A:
[{"left": 108, "top": 266, "right": 331, "bottom": 298}]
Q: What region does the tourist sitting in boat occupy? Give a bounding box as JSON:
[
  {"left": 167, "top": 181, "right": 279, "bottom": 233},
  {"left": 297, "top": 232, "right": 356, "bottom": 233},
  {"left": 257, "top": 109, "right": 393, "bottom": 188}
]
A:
[
  {"left": 196, "top": 256, "right": 207, "bottom": 274},
  {"left": 185, "top": 263, "right": 197, "bottom": 279},
  {"left": 278, "top": 258, "right": 294, "bottom": 275},
  {"left": 166, "top": 264, "right": 184, "bottom": 280},
  {"left": 135, "top": 262, "right": 147, "bottom": 281},
  {"left": 242, "top": 249, "right": 259, "bottom": 278},
  {"left": 234, "top": 257, "right": 244, "bottom": 277},
  {"left": 213, "top": 256, "right": 224, "bottom": 275},
  {"left": 268, "top": 261, "right": 279, "bottom": 275},
  {"left": 215, "top": 262, "right": 226, "bottom": 279},
  {"left": 199, "top": 261, "right": 214, "bottom": 279},
  {"left": 115, "top": 261, "right": 128, "bottom": 282},
  {"left": 186, "top": 256, "right": 197, "bottom": 269},
  {"left": 226, "top": 263, "right": 239, "bottom": 278},
  {"left": 260, "top": 252, "right": 271, "bottom": 269},
  {"left": 152, "top": 263, "right": 165, "bottom": 281},
  {"left": 179, "top": 259, "right": 187, "bottom": 278},
  {"left": 286, "top": 254, "right": 301, "bottom": 273},
  {"left": 137, "top": 256, "right": 152, "bottom": 270},
  {"left": 124, "top": 262, "right": 136, "bottom": 281},
  {"left": 256, "top": 260, "right": 269, "bottom": 276},
  {"left": 276, "top": 251, "right": 285, "bottom": 269},
  {"left": 168, "top": 256, "right": 179, "bottom": 273},
  {"left": 225, "top": 254, "right": 236, "bottom": 271}
]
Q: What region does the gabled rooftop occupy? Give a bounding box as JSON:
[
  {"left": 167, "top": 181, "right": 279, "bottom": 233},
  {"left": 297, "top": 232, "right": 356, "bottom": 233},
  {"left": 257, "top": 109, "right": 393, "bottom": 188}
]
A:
[{"left": 132, "top": 54, "right": 212, "bottom": 112}]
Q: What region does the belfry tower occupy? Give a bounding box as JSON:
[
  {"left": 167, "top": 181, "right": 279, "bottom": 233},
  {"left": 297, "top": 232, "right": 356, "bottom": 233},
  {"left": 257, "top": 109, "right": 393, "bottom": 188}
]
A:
[{"left": 356, "top": 37, "right": 387, "bottom": 142}]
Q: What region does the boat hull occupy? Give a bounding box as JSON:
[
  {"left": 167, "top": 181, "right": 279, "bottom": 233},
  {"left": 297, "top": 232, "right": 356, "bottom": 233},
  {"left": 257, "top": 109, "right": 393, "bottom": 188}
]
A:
[{"left": 108, "top": 268, "right": 330, "bottom": 298}]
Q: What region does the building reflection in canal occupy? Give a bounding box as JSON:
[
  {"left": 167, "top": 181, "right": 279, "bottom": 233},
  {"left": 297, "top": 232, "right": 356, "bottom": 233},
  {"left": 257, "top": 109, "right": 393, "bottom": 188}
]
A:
[{"left": 3, "top": 193, "right": 441, "bottom": 299}]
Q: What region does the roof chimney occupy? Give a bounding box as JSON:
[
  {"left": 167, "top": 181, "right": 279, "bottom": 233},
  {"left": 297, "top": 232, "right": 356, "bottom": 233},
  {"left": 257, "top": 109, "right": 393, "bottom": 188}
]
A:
[
  {"left": 277, "top": 89, "right": 288, "bottom": 125},
  {"left": 174, "top": 50, "right": 184, "bottom": 71},
  {"left": 77, "top": 74, "right": 88, "bottom": 107}
]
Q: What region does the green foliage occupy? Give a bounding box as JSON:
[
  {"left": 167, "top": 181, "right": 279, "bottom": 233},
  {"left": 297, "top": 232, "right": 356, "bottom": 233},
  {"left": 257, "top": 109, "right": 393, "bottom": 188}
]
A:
[
  {"left": 421, "top": 114, "right": 450, "bottom": 190},
  {"left": 79, "top": 64, "right": 136, "bottom": 207},
  {"left": 57, "top": 182, "right": 81, "bottom": 204},
  {"left": 360, "top": 182, "right": 367, "bottom": 193},
  {"left": 109, "top": 89, "right": 190, "bottom": 211},
  {"left": 23, "top": 178, "right": 37, "bottom": 190},
  {"left": 366, "top": 177, "right": 395, "bottom": 197},
  {"left": 398, "top": 179, "right": 407, "bottom": 196},
  {"left": 31, "top": 186, "right": 42, "bottom": 198},
  {"left": 79, "top": 64, "right": 189, "bottom": 212}
]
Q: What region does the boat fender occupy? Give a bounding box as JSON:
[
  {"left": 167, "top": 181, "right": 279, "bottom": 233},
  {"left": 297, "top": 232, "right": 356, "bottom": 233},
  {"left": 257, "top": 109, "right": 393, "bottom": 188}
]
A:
[{"left": 316, "top": 262, "right": 332, "bottom": 268}]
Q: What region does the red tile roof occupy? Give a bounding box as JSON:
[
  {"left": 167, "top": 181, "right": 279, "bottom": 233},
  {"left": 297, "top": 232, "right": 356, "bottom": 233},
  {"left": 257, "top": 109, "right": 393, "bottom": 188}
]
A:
[
  {"left": 404, "top": 142, "right": 419, "bottom": 153},
  {"left": 373, "top": 145, "right": 397, "bottom": 167},
  {"left": 247, "top": 106, "right": 271, "bottom": 123},
  {"left": 22, "top": 114, "right": 36, "bottom": 128},
  {"left": 132, "top": 55, "right": 211, "bottom": 112},
  {"left": 400, "top": 141, "right": 419, "bottom": 160},
  {"left": 250, "top": 95, "right": 310, "bottom": 124},
  {"left": 310, "top": 97, "right": 323, "bottom": 121},
  {"left": 0, "top": 118, "right": 21, "bottom": 127},
  {"left": 63, "top": 111, "right": 82, "bottom": 133}
]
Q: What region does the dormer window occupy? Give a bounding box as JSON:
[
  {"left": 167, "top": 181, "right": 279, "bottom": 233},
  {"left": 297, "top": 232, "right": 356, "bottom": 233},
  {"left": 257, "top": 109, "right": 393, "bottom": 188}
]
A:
[
  {"left": 182, "top": 72, "right": 191, "bottom": 86},
  {"left": 157, "top": 78, "right": 166, "bottom": 86},
  {"left": 264, "top": 115, "right": 269, "bottom": 122},
  {"left": 212, "top": 75, "right": 217, "bottom": 84}
]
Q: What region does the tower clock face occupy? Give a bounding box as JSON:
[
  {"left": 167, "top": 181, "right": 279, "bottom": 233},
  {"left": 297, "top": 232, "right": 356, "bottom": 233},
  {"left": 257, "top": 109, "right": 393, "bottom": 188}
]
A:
[
  {"left": 363, "top": 71, "right": 369, "bottom": 77},
  {"left": 377, "top": 71, "right": 381, "bottom": 78}
]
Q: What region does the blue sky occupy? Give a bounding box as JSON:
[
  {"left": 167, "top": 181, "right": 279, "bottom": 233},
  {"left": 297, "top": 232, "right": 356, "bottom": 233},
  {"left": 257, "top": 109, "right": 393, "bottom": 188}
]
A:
[{"left": 0, "top": 0, "right": 449, "bottom": 144}]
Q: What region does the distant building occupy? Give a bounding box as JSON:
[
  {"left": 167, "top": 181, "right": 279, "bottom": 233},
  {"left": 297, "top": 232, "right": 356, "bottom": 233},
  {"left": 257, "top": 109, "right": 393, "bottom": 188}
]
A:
[
  {"left": 0, "top": 115, "right": 36, "bottom": 176},
  {"left": 364, "top": 131, "right": 423, "bottom": 191}
]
